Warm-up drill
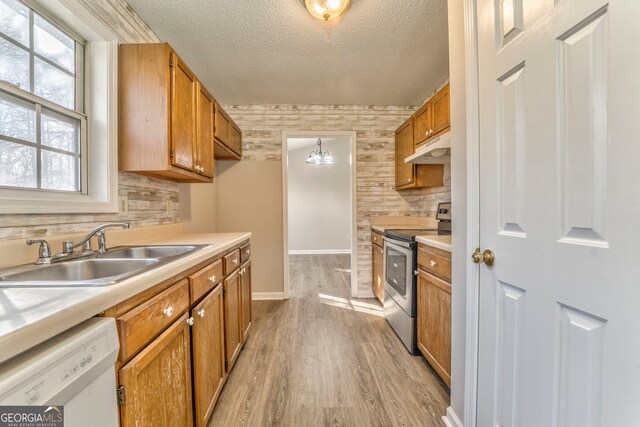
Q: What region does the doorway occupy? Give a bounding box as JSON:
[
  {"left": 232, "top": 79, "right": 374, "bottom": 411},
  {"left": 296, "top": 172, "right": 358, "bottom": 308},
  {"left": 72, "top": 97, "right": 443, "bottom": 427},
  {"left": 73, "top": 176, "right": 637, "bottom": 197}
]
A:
[{"left": 282, "top": 131, "right": 357, "bottom": 299}]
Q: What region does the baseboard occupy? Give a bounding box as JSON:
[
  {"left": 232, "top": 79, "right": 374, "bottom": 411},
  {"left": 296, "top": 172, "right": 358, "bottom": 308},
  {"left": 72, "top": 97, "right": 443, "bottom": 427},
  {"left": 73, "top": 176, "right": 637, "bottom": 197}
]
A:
[
  {"left": 288, "top": 249, "right": 351, "bottom": 255},
  {"left": 442, "top": 407, "right": 463, "bottom": 427},
  {"left": 252, "top": 292, "right": 285, "bottom": 300}
]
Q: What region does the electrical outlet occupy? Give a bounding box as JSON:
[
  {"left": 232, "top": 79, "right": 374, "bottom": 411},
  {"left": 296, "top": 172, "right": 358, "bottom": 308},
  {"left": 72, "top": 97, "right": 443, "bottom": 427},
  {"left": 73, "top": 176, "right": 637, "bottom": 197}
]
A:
[
  {"left": 119, "top": 196, "right": 128, "bottom": 214},
  {"left": 164, "top": 200, "right": 172, "bottom": 216}
]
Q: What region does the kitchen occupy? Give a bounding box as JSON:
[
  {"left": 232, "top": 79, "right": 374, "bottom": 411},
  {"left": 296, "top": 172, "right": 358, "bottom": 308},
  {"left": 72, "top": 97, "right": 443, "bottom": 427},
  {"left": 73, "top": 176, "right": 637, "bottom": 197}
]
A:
[{"left": 1, "top": 1, "right": 639, "bottom": 427}]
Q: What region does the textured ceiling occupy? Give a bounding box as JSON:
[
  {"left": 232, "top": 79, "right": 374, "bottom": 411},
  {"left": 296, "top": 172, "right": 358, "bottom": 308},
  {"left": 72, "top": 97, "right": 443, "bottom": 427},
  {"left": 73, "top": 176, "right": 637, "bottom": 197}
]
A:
[{"left": 125, "top": 0, "right": 449, "bottom": 105}]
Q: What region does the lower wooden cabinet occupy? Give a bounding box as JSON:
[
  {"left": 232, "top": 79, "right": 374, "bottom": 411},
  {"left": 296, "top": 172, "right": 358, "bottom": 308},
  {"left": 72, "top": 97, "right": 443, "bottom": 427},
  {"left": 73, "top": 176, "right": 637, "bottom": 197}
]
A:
[
  {"left": 240, "top": 261, "right": 252, "bottom": 341},
  {"left": 417, "top": 268, "right": 451, "bottom": 386},
  {"left": 223, "top": 269, "right": 242, "bottom": 372},
  {"left": 372, "top": 242, "right": 384, "bottom": 303},
  {"left": 191, "top": 284, "right": 225, "bottom": 427},
  {"left": 119, "top": 313, "right": 194, "bottom": 427}
]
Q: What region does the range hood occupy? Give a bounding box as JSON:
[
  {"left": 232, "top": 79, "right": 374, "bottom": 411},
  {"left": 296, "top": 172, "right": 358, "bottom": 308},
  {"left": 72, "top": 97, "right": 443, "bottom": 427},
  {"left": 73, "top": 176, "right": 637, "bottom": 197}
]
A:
[{"left": 405, "top": 131, "right": 451, "bottom": 164}]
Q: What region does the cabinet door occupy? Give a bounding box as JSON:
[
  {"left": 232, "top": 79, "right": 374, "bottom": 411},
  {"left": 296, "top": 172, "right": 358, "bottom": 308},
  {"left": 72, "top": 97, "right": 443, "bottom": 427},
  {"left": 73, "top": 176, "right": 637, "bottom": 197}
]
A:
[
  {"left": 223, "top": 270, "right": 242, "bottom": 372},
  {"left": 372, "top": 244, "right": 384, "bottom": 303},
  {"left": 430, "top": 84, "right": 450, "bottom": 138},
  {"left": 395, "top": 117, "right": 415, "bottom": 189},
  {"left": 229, "top": 123, "right": 242, "bottom": 157},
  {"left": 417, "top": 269, "right": 451, "bottom": 386},
  {"left": 171, "top": 52, "right": 197, "bottom": 172},
  {"left": 214, "top": 103, "right": 230, "bottom": 146},
  {"left": 191, "top": 285, "right": 225, "bottom": 427},
  {"left": 240, "top": 262, "right": 252, "bottom": 342},
  {"left": 119, "top": 314, "right": 193, "bottom": 427},
  {"left": 413, "top": 101, "right": 432, "bottom": 147},
  {"left": 196, "top": 81, "right": 214, "bottom": 178}
]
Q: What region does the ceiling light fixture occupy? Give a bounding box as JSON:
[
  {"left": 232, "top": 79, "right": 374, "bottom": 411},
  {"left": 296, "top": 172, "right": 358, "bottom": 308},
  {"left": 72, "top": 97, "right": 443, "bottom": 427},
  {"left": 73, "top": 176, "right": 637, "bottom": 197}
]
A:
[
  {"left": 305, "top": 138, "right": 334, "bottom": 165},
  {"left": 303, "top": 0, "right": 351, "bottom": 21}
]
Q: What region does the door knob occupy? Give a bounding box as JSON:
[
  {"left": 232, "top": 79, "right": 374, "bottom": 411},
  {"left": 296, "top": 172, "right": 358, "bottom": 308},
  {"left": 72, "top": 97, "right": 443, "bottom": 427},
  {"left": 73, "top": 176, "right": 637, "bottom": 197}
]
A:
[{"left": 472, "top": 248, "right": 495, "bottom": 266}]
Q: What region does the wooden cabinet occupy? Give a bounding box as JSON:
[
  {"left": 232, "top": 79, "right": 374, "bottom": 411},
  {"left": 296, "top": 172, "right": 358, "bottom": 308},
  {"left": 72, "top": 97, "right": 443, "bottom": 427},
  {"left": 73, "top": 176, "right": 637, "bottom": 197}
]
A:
[
  {"left": 191, "top": 284, "right": 225, "bottom": 427},
  {"left": 416, "top": 243, "right": 451, "bottom": 386},
  {"left": 118, "top": 43, "right": 216, "bottom": 183},
  {"left": 395, "top": 117, "right": 444, "bottom": 190},
  {"left": 119, "top": 314, "right": 193, "bottom": 427},
  {"left": 240, "top": 261, "right": 252, "bottom": 341},
  {"left": 414, "top": 83, "right": 451, "bottom": 148},
  {"left": 196, "top": 82, "right": 214, "bottom": 178},
  {"left": 214, "top": 103, "right": 242, "bottom": 160},
  {"left": 223, "top": 269, "right": 242, "bottom": 372},
  {"left": 371, "top": 231, "right": 384, "bottom": 303}
]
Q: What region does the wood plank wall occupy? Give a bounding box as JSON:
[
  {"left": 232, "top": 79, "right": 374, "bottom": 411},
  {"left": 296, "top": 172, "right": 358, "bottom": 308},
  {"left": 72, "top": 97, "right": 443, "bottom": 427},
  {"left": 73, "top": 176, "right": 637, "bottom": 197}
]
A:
[
  {"left": 223, "top": 104, "right": 452, "bottom": 292},
  {"left": 0, "top": 0, "right": 181, "bottom": 240}
]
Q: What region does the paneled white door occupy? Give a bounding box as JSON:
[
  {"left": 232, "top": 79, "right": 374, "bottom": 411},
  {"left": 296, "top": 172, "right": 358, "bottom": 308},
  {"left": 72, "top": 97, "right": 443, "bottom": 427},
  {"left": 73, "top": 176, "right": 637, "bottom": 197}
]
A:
[{"left": 476, "top": 0, "right": 640, "bottom": 425}]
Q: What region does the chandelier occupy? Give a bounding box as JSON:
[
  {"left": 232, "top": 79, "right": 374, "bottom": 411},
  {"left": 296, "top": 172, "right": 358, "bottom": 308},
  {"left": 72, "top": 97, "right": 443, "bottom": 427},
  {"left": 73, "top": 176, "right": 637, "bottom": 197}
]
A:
[
  {"left": 305, "top": 138, "right": 334, "bottom": 165},
  {"left": 303, "top": 0, "right": 351, "bottom": 21}
]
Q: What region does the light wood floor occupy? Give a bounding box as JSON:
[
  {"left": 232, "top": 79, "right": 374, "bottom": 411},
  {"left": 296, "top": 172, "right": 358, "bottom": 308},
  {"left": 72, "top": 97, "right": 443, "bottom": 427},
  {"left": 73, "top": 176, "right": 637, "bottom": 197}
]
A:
[{"left": 208, "top": 254, "right": 449, "bottom": 426}]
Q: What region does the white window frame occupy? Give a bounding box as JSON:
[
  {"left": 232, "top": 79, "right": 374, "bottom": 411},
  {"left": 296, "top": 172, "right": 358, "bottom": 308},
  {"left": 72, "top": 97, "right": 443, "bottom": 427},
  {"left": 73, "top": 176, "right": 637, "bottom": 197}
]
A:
[{"left": 0, "top": 0, "right": 119, "bottom": 214}]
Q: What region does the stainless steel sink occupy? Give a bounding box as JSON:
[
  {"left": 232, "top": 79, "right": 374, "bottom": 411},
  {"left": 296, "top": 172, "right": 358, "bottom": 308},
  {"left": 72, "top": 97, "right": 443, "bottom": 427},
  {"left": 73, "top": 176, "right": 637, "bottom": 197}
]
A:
[
  {"left": 0, "top": 244, "right": 210, "bottom": 288},
  {"left": 98, "top": 245, "right": 201, "bottom": 260}
]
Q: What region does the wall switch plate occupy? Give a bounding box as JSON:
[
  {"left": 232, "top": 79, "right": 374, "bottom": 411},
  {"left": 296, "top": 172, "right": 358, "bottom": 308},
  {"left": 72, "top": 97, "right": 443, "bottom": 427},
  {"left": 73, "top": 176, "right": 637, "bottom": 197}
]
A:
[
  {"left": 164, "top": 200, "right": 172, "bottom": 216},
  {"left": 119, "top": 196, "right": 128, "bottom": 214}
]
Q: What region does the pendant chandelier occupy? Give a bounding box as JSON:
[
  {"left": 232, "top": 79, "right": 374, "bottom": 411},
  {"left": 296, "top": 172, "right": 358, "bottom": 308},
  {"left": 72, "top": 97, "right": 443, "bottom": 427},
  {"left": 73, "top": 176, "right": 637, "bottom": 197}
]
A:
[
  {"left": 305, "top": 138, "right": 334, "bottom": 165},
  {"left": 303, "top": 0, "right": 351, "bottom": 21}
]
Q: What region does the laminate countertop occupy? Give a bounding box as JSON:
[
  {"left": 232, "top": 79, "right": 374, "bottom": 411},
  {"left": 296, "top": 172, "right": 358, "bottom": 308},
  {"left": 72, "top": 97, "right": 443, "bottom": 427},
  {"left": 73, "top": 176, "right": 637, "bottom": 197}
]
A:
[
  {"left": 0, "top": 232, "right": 251, "bottom": 364},
  {"left": 415, "top": 235, "right": 452, "bottom": 252}
]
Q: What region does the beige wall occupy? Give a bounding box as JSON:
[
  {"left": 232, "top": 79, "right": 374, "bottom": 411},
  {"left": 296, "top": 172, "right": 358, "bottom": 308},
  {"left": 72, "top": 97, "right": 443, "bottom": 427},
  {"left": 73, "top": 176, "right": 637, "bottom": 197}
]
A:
[
  {"left": 180, "top": 161, "right": 283, "bottom": 296},
  {"left": 182, "top": 105, "right": 452, "bottom": 295},
  {"left": 0, "top": 0, "right": 181, "bottom": 241}
]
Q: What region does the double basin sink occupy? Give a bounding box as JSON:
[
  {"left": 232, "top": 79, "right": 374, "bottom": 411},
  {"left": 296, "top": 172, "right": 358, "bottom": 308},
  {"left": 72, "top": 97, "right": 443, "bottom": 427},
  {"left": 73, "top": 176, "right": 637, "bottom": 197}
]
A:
[{"left": 0, "top": 245, "right": 209, "bottom": 288}]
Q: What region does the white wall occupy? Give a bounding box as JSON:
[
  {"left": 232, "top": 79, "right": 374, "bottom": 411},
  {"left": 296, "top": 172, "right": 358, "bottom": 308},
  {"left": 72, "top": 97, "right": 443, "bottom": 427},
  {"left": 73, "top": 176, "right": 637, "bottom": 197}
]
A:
[{"left": 287, "top": 138, "right": 351, "bottom": 253}]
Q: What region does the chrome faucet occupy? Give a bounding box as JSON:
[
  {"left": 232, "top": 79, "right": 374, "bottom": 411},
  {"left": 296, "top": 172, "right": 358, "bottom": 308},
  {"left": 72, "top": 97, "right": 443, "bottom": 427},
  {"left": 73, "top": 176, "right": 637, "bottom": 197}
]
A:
[
  {"left": 26, "top": 239, "right": 52, "bottom": 265},
  {"left": 62, "top": 222, "right": 130, "bottom": 255}
]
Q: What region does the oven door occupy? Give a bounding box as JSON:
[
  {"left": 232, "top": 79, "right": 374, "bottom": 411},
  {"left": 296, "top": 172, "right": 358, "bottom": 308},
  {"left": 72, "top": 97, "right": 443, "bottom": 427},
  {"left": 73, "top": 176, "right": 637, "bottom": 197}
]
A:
[{"left": 383, "top": 237, "right": 415, "bottom": 316}]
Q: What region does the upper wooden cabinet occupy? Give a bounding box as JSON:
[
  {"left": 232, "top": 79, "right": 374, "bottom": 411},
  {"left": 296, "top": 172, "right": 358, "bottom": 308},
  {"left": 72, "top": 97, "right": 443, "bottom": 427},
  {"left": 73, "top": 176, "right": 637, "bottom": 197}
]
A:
[
  {"left": 395, "top": 117, "right": 443, "bottom": 190},
  {"left": 118, "top": 43, "right": 217, "bottom": 183},
  {"left": 214, "top": 103, "right": 242, "bottom": 160},
  {"left": 414, "top": 83, "right": 451, "bottom": 148}
]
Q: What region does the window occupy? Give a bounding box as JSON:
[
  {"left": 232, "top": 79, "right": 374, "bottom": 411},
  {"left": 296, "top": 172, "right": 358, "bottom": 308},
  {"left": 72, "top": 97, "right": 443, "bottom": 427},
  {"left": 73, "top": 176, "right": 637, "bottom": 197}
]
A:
[
  {"left": 0, "top": 0, "right": 85, "bottom": 193},
  {"left": 0, "top": 0, "right": 119, "bottom": 214}
]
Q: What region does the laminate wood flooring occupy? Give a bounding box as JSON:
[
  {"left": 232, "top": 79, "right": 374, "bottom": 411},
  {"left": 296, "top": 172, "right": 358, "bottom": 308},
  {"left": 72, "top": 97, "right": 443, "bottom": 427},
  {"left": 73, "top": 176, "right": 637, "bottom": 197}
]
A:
[{"left": 208, "top": 254, "right": 449, "bottom": 427}]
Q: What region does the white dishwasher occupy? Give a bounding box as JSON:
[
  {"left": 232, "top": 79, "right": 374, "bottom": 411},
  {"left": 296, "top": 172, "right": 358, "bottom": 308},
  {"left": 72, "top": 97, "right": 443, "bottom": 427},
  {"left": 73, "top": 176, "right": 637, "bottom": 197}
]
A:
[{"left": 0, "top": 317, "right": 120, "bottom": 427}]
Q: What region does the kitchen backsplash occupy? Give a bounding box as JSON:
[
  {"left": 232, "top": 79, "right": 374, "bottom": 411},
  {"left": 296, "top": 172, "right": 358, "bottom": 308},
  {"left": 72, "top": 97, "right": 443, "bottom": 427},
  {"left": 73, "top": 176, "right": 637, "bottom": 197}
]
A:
[
  {"left": 224, "top": 104, "right": 451, "bottom": 292},
  {"left": 0, "top": 0, "right": 181, "bottom": 241}
]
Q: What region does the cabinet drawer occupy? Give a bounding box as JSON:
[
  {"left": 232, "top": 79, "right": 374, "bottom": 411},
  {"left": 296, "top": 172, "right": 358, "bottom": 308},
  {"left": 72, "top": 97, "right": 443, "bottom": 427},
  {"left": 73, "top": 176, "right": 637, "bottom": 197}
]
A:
[
  {"left": 240, "top": 243, "right": 251, "bottom": 264},
  {"left": 189, "top": 259, "right": 223, "bottom": 304},
  {"left": 418, "top": 244, "right": 452, "bottom": 282},
  {"left": 223, "top": 249, "right": 241, "bottom": 275},
  {"left": 371, "top": 231, "right": 383, "bottom": 247},
  {"left": 117, "top": 279, "right": 190, "bottom": 362}
]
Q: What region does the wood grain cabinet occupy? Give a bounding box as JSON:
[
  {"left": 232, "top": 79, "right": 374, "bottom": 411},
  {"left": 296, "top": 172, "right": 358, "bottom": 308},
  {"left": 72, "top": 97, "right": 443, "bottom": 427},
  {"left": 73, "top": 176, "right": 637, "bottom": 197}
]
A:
[
  {"left": 214, "top": 103, "right": 242, "bottom": 160},
  {"left": 223, "top": 269, "right": 242, "bottom": 372},
  {"left": 118, "top": 43, "right": 214, "bottom": 183},
  {"left": 371, "top": 231, "right": 384, "bottom": 303},
  {"left": 395, "top": 117, "right": 444, "bottom": 190},
  {"left": 413, "top": 83, "right": 451, "bottom": 148},
  {"left": 416, "top": 243, "right": 451, "bottom": 386},
  {"left": 119, "top": 314, "right": 194, "bottom": 427},
  {"left": 105, "top": 239, "right": 252, "bottom": 427},
  {"left": 191, "top": 284, "right": 225, "bottom": 427}
]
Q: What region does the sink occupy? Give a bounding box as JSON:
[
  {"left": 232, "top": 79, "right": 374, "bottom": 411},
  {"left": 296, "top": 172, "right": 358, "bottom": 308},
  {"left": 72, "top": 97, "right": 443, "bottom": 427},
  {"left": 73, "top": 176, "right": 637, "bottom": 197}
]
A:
[
  {"left": 98, "top": 245, "right": 201, "bottom": 260},
  {"left": 0, "top": 259, "right": 159, "bottom": 287}
]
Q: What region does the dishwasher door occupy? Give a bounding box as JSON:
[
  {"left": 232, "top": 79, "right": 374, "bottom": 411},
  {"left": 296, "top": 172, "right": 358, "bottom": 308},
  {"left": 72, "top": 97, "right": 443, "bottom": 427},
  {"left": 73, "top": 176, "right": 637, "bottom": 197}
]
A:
[{"left": 0, "top": 317, "right": 120, "bottom": 427}]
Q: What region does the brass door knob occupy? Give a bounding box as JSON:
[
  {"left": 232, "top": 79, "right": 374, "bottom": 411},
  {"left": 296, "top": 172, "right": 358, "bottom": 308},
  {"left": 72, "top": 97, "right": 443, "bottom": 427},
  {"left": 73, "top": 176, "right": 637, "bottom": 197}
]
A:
[{"left": 472, "top": 248, "right": 495, "bottom": 266}]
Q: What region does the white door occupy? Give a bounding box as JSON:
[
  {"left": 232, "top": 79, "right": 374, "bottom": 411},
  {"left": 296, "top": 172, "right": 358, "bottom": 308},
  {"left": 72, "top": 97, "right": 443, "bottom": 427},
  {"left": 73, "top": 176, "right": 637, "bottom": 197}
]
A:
[{"left": 476, "top": 0, "right": 640, "bottom": 425}]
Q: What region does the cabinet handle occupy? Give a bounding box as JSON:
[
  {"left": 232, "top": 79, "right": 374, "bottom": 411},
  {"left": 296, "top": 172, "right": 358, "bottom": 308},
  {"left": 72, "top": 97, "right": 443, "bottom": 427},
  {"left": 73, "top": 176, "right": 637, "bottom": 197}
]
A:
[
  {"left": 197, "top": 309, "right": 206, "bottom": 318},
  {"left": 163, "top": 306, "right": 174, "bottom": 317},
  {"left": 186, "top": 317, "right": 195, "bottom": 326},
  {"left": 233, "top": 258, "right": 239, "bottom": 265},
  {"left": 245, "top": 249, "right": 251, "bottom": 256},
  {"left": 429, "top": 129, "right": 434, "bottom": 135},
  {"left": 393, "top": 262, "right": 398, "bottom": 268},
  {"left": 209, "top": 275, "right": 216, "bottom": 283},
  {"left": 425, "top": 131, "right": 429, "bottom": 136},
  {"left": 430, "top": 260, "right": 437, "bottom": 267}
]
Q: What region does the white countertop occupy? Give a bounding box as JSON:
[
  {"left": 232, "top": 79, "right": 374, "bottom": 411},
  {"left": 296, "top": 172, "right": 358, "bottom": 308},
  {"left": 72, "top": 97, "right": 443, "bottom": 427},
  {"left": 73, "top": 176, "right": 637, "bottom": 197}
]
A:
[
  {"left": 415, "top": 235, "right": 452, "bottom": 252},
  {"left": 0, "top": 232, "right": 250, "bottom": 364}
]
